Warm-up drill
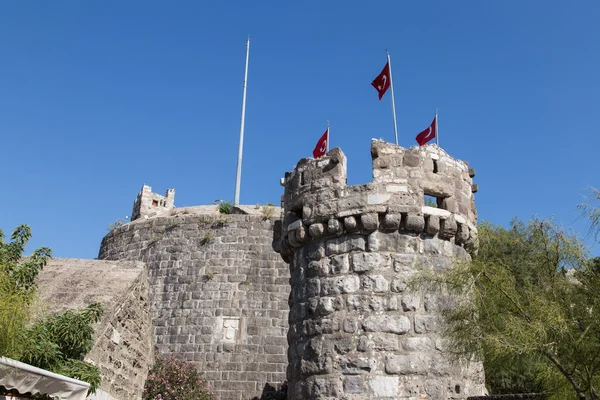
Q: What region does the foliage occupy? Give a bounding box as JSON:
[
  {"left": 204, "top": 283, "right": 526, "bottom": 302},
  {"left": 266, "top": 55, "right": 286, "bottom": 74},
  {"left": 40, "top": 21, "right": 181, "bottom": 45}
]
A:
[
  {"left": 107, "top": 216, "right": 129, "bottom": 231},
  {"left": 215, "top": 200, "right": 234, "bottom": 215},
  {"left": 0, "top": 225, "right": 52, "bottom": 358},
  {"left": 261, "top": 204, "right": 277, "bottom": 221},
  {"left": 424, "top": 219, "right": 600, "bottom": 399},
  {"left": 143, "top": 354, "right": 214, "bottom": 400},
  {"left": 579, "top": 188, "right": 600, "bottom": 241},
  {"left": 0, "top": 225, "right": 103, "bottom": 394}
]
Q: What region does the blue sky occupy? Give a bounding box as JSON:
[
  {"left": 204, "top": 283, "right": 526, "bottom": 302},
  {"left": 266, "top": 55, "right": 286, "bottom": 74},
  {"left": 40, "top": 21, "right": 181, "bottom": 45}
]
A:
[{"left": 1, "top": 1, "right": 599, "bottom": 258}]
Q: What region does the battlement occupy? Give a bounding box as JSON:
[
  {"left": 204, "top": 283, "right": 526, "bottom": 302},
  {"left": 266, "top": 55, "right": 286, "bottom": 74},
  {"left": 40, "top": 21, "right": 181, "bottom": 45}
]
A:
[
  {"left": 275, "top": 140, "right": 479, "bottom": 261},
  {"left": 131, "top": 185, "right": 175, "bottom": 221}
]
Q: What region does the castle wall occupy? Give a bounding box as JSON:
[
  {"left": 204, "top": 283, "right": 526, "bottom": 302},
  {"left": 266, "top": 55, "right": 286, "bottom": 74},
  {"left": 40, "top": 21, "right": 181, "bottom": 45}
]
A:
[
  {"left": 273, "top": 140, "right": 486, "bottom": 399},
  {"left": 37, "top": 259, "right": 153, "bottom": 400},
  {"left": 98, "top": 213, "right": 289, "bottom": 400}
]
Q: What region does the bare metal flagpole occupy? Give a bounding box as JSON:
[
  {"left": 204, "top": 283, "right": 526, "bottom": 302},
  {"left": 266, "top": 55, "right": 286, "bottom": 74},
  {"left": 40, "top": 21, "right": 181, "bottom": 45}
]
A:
[
  {"left": 435, "top": 108, "right": 439, "bottom": 146},
  {"left": 326, "top": 121, "right": 330, "bottom": 152},
  {"left": 386, "top": 50, "right": 399, "bottom": 145},
  {"left": 234, "top": 37, "right": 250, "bottom": 206}
]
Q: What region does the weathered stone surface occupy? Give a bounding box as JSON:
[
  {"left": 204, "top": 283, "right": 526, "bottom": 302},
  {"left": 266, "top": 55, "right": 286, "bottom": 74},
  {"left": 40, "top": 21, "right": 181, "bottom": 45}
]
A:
[
  {"left": 327, "top": 218, "right": 342, "bottom": 234},
  {"left": 269, "top": 141, "right": 484, "bottom": 400},
  {"left": 369, "top": 375, "right": 399, "bottom": 397},
  {"left": 363, "top": 315, "right": 410, "bottom": 334},
  {"left": 406, "top": 213, "right": 425, "bottom": 233},
  {"left": 426, "top": 214, "right": 440, "bottom": 235},
  {"left": 382, "top": 213, "right": 402, "bottom": 230},
  {"left": 343, "top": 216, "right": 358, "bottom": 232},
  {"left": 385, "top": 354, "right": 428, "bottom": 375},
  {"left": 351, "top": 252, "right": 390, "bottom": 273},
  {"left": 38, "top": 259, "right": 153, "bottom": 400},
  {"left": 343, "top": 375, "right": 364, "bottom": 393},
  {"left": 98, "top": 213, "right": 290, "bottom": 400},
  {"left": 361, "top": 213, "right": 379, "bottom": 231},
  {"left": 309, "top": 223, "right": 325, "bottom": 238}
]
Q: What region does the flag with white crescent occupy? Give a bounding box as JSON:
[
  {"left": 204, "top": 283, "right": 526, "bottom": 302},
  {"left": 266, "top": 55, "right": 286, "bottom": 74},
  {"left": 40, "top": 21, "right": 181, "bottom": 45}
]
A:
[
  {"left": 415, "top": 116, "right": 437, "bottom": 146},
  {"left": 313, "top": 129, "right": 328, "bottom": 159},
  {"left": 371, "top": 61, "right": 391, "bottom": 100}
]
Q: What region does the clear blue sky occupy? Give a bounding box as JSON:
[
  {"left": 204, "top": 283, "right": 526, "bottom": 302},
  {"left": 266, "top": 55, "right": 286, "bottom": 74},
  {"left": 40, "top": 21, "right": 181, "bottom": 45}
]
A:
[{"left": 1, "top": 1, "right": 599, "bottom": 258}]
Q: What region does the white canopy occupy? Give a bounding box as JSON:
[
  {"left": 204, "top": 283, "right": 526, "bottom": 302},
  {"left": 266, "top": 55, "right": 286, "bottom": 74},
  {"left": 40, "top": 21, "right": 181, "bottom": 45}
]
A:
[{"left": 0, "top": 357, "right": 90, "bottom": 400}]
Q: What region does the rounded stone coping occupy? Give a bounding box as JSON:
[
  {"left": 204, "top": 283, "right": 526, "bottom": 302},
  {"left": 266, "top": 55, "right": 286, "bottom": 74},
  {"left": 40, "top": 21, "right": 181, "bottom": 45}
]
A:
[{"left": 278, "top": 206, "right": 478, "bottom": 258}]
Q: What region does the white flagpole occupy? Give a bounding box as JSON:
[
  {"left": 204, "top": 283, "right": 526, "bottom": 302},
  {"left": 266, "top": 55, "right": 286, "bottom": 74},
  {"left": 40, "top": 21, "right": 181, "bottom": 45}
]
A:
[
  {"left": 326, "top": 121, "right": 330, "bottom": 152},
  {"left": 435, "top": 108, "right": 439, "bottom": 146},
  {"left": 387, "top": 51, "right": 399, "bottom": 146},
  {"left": 234, "top": 37, "right": 250, "bottom": 206}
]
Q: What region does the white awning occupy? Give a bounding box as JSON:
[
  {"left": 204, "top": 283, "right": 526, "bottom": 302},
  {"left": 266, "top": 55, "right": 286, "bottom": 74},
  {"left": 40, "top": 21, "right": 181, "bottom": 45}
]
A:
[{"left": 0, "top": 357, "right": 90, "bottom": 400}]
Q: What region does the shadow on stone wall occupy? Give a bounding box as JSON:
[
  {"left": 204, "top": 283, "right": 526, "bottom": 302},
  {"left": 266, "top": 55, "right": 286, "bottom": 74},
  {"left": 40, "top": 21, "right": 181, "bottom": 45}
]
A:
[{"left": 467, "top": 394, "right": 548, "bottom": 400}]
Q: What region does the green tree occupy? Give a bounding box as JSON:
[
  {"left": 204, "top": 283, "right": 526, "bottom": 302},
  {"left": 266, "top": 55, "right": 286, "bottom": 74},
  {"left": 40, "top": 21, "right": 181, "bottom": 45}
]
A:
[
  {"left": 0, "top": 225, "right": 51, "bottom": 358},
  {"left": 0, "top": 225, "right": 102, "bottom": 394},
  {"left": 428, "top": 219, "right": 600, "bottom": 400}
]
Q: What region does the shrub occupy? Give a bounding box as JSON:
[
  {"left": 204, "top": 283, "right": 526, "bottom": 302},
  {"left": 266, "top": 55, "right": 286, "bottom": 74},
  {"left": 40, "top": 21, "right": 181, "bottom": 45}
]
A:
[
  {"left": 143, "top": 355, "right": 214, "bottom": 400},
  {"left": 215, "top": 200, "right": 234, "bottom": 215}
]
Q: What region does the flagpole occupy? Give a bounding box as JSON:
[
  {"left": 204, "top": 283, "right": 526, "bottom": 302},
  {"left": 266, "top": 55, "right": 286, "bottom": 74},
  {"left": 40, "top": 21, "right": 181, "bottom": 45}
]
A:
[
  {"left": 234, "top": 37, "right": 250, "bottom": 206},
  {"left": 435, "top": 108, "right": 439, "bottom": 146},
  {"left": 386, "top": 50, "right": 399, "bottom": 146},
  {"left": 326, "top": 121, "right": 330, "bottom": 152}
]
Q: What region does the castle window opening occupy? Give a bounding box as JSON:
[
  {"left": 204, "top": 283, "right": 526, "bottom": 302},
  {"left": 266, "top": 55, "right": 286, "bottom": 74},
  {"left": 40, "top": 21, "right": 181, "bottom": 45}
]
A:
[
  {"left": 152, "top": 200, "right": 158, "bottom": 207},
  {"left": 433, "top": 159, "right": 438, "bottom": 173},
  {"left": 424, "top": 194, "right": 439, "bottom": 208}
]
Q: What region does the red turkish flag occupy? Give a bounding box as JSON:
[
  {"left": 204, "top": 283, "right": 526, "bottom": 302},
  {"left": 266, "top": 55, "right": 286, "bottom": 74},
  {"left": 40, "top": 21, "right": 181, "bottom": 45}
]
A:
[
  {"left": 313, "top": 129, "right": 328, "bottom": 158},
  {"left": 415, "top": 116, "right": 437, "bottom": 146},
  {"left": 371, "top": 61, "right": 390, "bottom": 100}
]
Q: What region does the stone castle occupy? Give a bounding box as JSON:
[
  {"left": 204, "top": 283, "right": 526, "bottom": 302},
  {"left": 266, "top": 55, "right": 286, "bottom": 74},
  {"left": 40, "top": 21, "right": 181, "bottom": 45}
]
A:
[{"left": 36, "top": 139, "right": 485, "bottom": 400}]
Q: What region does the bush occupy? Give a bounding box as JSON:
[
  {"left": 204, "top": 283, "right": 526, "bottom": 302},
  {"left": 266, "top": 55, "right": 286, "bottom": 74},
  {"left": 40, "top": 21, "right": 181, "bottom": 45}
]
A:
[{"left": 143, "top": 355, "right": 214, "bottom": 400}]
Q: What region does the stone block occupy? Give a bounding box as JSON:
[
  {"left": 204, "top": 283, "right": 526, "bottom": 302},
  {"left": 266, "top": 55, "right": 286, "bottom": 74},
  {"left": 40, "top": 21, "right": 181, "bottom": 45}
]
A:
[
  {"left": 426, "top": 215, "right": 440, "bottom": 235},
  {"left": 362, "top": 314, "right": 410, "bottom": 334},
  {"left": 360, "top": 213, "right": 379, "bottom": 231},
  {"left": 344, "top": 375, "right": 364, "bottom": 394},
  {"left": 362, "top": 275, "right": 390, "bottom": 292},
  {"left": 439, "top": 215, "right": 457, "bottom": 240},
  {"left": 309, "top": 223, "right": 325, "bottom": 238},
  {"left": 385, "top": 354, "right": 428, "bottom": 375},
  {"left": 405, "top": 214, "right": 425, "bottom": 233},
  {"left": 325, "top": 235, "right": 366, "bottom": 256},
  {"left": 371, "top": 333, "right": 400, "bottom": 351},
  {"left": 369, "top": 375, "right": 399, "bottom": 397},
  {"left": 321, "top": 275, "right": 360, "bottom": 295},
  {"left": 403, "top": 152, "right": 421, "bottom": 167},
  {"left": 400, "top": 336, "right": 433, "bottom": 352},
  {"left": 414, "top": 315, "right": 439, "bottom": 334},
  {"left": 369, "top": 231, "right": 418, "bottom": 253},
  {"left": 351, "top": 252, "right": 390, "bottom": 273},
  {"left": 330, "top": 254, "right": 349, "bottom": 275},
  {"left": 382, "top": 213, "right": 402, "bottom": 230},
  {"left": 456, "top": 223, "right": 469, "bottom": 244},
  {"left": 328, "top": 218, "right": 342, "bottom": 234},
  {"left": 401, "top": 294, "right": 421, "bottom": 311},
  {"left": 343, "top": 216, "right": 358, "bottom": 232}
]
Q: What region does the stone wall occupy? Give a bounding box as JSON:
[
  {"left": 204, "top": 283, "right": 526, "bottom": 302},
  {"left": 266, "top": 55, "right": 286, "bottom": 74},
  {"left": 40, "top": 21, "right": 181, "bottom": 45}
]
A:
[
  {"left": 37, "top": 258, "right": 153, "bottom": 400},
  {"left": 273, "top": 140, "right": 486, "bottom": 399},
  {"left": 98, "top": 213, "right": 289, "bottom": 400}
]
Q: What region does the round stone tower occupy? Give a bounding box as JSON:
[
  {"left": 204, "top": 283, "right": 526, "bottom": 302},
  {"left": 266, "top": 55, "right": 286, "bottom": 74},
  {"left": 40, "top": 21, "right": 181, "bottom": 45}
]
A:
[{"left": 273, "top": 139, "right": 486, "bottom": 399}]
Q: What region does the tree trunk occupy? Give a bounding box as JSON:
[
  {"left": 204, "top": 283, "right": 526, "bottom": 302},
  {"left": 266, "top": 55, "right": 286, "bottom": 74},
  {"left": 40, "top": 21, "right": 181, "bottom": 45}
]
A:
[{"left": 543, "top": 350, "right": 587, "bottom": 400}]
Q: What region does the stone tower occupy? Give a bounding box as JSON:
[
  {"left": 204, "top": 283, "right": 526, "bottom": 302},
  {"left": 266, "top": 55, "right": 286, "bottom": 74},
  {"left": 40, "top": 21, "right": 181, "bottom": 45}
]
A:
[
  {"left": 131, "top": 184, "right": 176, "bottom": 221},
  {"left": 273, "top": 140, "right": 486, "bottom": 399}
]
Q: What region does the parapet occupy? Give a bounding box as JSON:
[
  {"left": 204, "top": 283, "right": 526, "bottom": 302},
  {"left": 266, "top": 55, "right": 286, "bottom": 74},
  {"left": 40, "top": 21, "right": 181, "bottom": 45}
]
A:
[
  {"left": 131, "top": 185, "right": 175, "bottom": 221},
  {"left": 274, "top": 140, "right": 479, "bottom": 261}
]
